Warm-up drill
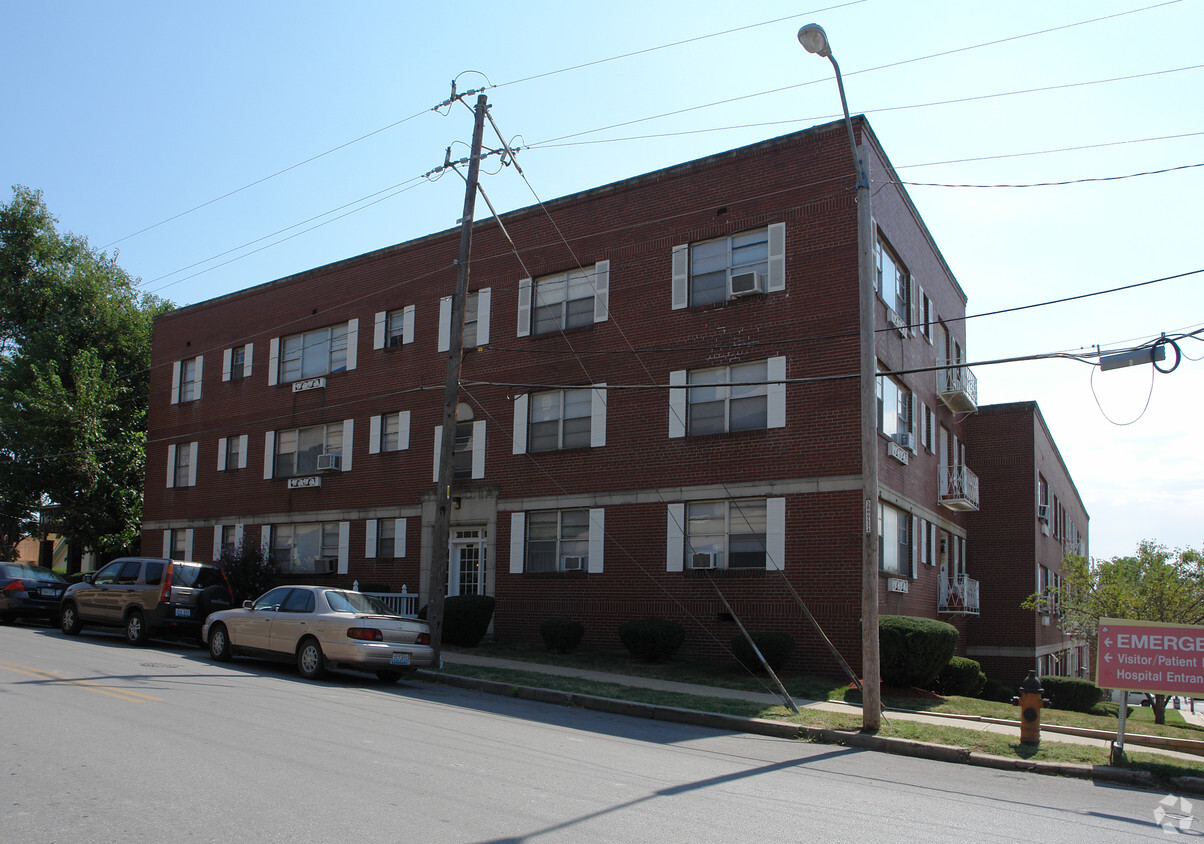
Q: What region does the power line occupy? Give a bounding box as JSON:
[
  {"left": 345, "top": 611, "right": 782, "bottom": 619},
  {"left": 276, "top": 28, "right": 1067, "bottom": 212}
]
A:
[{"left": 896, "top": 162, "right": 1204, "bottom": 190}]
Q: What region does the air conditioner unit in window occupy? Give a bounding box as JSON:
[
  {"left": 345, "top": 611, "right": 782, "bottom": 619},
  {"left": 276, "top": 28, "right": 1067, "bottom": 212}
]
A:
[
  {"left": 316, "top": 452, "right": 342, "bottom": 472},
  {"left": 1037, "top": 504, "right": 1049, "bottom": 522},
  {"left": 689, "top": 551, "right": 718, "bottom": 570},
  {"left": 387, "top": 333, "right": 405, "bottom": 348},
  {"left": 314, "top": 557, "right": 338, "bottom": 574},
  {"left": 729, "top": 271, "right": 763, "bottom": 298},
  {"left": 887, "top": 308, "right": 906, "bottom": 330},
  {"left": 561, "top": 555, "right": 585, "bottom": 571},
  {"left": 895, "top": 432, "right": 912, "bottom": 450}
]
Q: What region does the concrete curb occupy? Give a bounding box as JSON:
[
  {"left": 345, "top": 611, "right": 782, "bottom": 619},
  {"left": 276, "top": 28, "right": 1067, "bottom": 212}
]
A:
[{"left": 417, "top": 670, "right": 1197, "bottom": 794}]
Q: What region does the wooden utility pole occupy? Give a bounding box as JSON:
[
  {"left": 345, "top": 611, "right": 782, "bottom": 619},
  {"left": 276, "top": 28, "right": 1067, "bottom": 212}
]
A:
[{"left": 428, "top": 92, "right": 489, "bottom": 666}]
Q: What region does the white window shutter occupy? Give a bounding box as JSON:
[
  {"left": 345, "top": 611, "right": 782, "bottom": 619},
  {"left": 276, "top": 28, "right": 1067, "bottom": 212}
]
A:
[
  {"left": 217, "top": 437, "right": 227, "bottom": 471},
  {"left": 517, "top": 278, "right": 532, "bottom": 338},
  {"left": 671, "top": 244, "right": 689, "bottom": 310},
  {"left": 263, "top": 431, "right": 275, "bottom": 479},
  {"left": 213, "top": 526, "right": 223, "bottom": 561},
  {"left": 222, "top": 348, "right": 232, "bottom": 382},
  {"left": 395, "top": 519, "right": 406, "bottom": 557},
  {"left": 162, "top": 530, "right": 171, "bottom": 558},
  {"left": 337, "top": 522, "right": 350, "bottom": 574},
  {"left": 588, "top": 508, "right": 605, "bottom": 574},
  {"left": 593, "top": 261, "right": 610, "bottom": 322},
  {"left": 437, "top": 297, "right": 451, "bottom": 352},
  {"left": 910, "top": 393, "right": 919, "bottom": 453},
  {"left": 912, "top": 515, "right": 920, "bottom": 578},
  {"left": 919, "top": 401, "right": 928, "bottom": 449},
  {"left": 365, "top": 519, "right": 378, "bottom": 558},
  {"left": 767, "top": 356, "right": 787, "bottom": 429},
  {"left": 166, "top": 444, "right": 177, "bottom": 488},
  {"left": 369, "top": 415, "right": 381, "bottom": 454},
  {"left": 909, "top": 279, "right": 918, "bottom": 337},
  {"left": 668, "top": 370, "right": 687, "bottom": 438},
  {"left": 260, "top": 525, "right": 272, "bottom": 556},
  {"left": 471, "top": 419, "right": 486, "bottom": 479},
  {"left": 194, "top": 356, "right": 203, "bottom": 399},
  {"left": 243, "top": 343, "right": 253, "bottom": 378},
  {"left": 342, "top": 419, "right": 354, "bottom": 471},
  {"left": 267, "top": 338, "right": 280, "bottom": 386},
  {"left": 766, "top": 497, "right": 786, "bottom": 571},
  {"left": 432, "top": 426, "right": 442, "bottom": 483},
  {"left": 402, "top": 305, "right": 415, "bottom": 344},
  {"left": 666, "top": 503, "right": 685, "bottom": 572},
  {"left": 188, "top": 442, "right": 199, "bottom": 485},
  {"left": 767, "top": 222, "right": 786, "bottom": 292},
  {"left": 345, "top": 319, "right": 358, "bottom": 371},
  {"left": 238, "top": 434, "right": 248, "bottom": 469},
  {"left": 374, "top": 311, "right": 386, "bottom": 350},
  {"left": 512, "top": 394, "right": 528, "bottom": 455},
  {"left": 184, "top": 529, "right": 194, "bottom": 562},
  {"left": 476, "top": 288, "right": 491, "bottom": 345},
  {"left": 398, "top": 411, "right": 410, "bottom": 450},
  {"left": 509, "top": 512, "right": 525, "bottom": 574},
  {"left": 235, "top": 524, "right": 244, "bottom": 548},
  {"left": 171, "top": 361, "right": 181, "bottom": 405},
  {"left": 591, "top": 384, "right": 606, "bottom": 448}
]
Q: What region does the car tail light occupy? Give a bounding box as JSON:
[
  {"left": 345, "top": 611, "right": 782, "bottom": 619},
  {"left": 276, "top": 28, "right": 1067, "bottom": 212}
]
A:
[
  {"left": 415, "top": 632, "right": 431, "bottom": 645},
  {"left": 4, "top": 580, "right": 26, "bottom": 594},
  {"left": 159, "top": 563, "right": 173, "bottom": 604},
  {"left": 347, "top": 627, "right": 383, "bottom": 641}
]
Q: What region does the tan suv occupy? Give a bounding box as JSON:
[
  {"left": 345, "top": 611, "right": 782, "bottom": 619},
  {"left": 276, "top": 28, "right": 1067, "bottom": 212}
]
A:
[{"left": 60, "top": 557, "right": 234, "bottom": 645}]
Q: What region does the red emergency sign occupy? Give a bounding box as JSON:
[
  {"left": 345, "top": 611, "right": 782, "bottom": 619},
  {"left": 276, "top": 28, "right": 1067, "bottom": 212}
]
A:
[{"left": 1096, "top": 617, "right": 1204, "bottom": 695}]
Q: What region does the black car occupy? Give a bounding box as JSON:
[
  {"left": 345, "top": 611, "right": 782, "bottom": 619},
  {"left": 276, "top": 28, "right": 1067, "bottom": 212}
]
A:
[{"left": 0, "top": 563, "right": 68, "bottom": 626}]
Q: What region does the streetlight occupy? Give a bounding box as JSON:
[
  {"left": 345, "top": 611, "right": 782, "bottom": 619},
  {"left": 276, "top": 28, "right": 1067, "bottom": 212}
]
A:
[{"left": 798, "top": 23, "right": 882, "bottom": 732}]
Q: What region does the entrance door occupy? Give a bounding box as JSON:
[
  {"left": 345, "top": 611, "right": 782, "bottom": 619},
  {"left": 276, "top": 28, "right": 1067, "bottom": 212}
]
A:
[{"left": 449, "top": 527, "right": 487, "bottom": 597}]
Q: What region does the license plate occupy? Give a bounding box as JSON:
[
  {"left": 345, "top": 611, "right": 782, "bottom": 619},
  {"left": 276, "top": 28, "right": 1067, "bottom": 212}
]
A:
[
  {"left": 40, "top": 588, "right": 61, "bottom": 598},
  {"left": 175, "top": 607, "right": 192, "bottom": 618},
  {"left": 390, "top": 653, "right": 411, "bottom": 666}
]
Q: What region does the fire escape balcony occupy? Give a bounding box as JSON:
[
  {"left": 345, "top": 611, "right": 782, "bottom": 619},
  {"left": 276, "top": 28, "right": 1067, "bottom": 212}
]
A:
[
  {"left": 939, "top": 464, "right": 980, "bottom": 512},
  {"left": 938, "top": 574, "right": 980, "bottom": 615},
  {"left": 938, "top": 364, "right": 978, "bottom": 413}
]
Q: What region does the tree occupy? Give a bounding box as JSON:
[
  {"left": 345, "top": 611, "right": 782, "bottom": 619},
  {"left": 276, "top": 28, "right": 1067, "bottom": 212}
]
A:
[
  {"left": 0, "top": 186, "right": 171, "bottom": 566},
  {"left": 1031, "top": 541, "right": 1204, "bottom": 724}
]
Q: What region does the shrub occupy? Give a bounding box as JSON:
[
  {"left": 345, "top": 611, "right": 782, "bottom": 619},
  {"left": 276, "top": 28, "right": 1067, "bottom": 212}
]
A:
[
  {"left": 978, "top": 676, "right": 1012, "bottom": 703},
  {"left": 731, "top": 632, "right": 795, "bottom": 673},
  {"left": 878, "top": 615, "right": 958, "bottom": 688},
  {"left": 216, "top": 543, "right": 281, "bottom": 605},
  {"left": 442, "top": 594, "right": 495, "bottom": 647},
  {"left": 933, "top": 656, "right": 986, "bottom": 697},
  {"left": 618, "top": 618, "right": 685, "bottom": 662},
  {"left": 539, "top": 618, "right": 585, "bottom": 654},
  {"left": 1039, "top": 675, "right": 1102, "bottom": 713}
]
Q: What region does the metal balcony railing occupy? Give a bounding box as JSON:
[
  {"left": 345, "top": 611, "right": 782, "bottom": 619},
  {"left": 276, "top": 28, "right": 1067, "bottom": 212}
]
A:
[
  {"left": 938, "top": 574, "right": 980, "bottom": 615},
  {"left": 938, "top": 364, "right": 978, "bottom": 413},
  {"left": 939, "top": 464, "right": 980, "bottom": 511}
]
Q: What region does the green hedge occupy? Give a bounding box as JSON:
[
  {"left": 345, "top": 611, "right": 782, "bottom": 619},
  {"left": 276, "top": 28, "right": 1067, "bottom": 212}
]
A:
[
  {"left": 618, "top": 618, "right": 684, "bottom": 662},
  {"left": 879, "top": 615, "right": 958, "bottom": 688},
  {"left": 539, "top": 618, "right": 585, "bottom": 654},
  {"left": 731, "top": 632, "right": 795, "bottom": 673},
  {"left": 442, "top": 594, "right": 495, "bottom": 647},
  {"left": 933, "top": 656, "right": 985, "bottom": 697},
  {"left": 1039, "top": 675, "right": 1102, "bottom": 713}
]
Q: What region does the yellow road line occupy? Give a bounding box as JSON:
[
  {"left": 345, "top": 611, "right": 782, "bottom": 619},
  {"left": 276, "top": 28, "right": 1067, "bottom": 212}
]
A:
[{"left": 0, "top": 661, "right": 163, "bottom": 703}]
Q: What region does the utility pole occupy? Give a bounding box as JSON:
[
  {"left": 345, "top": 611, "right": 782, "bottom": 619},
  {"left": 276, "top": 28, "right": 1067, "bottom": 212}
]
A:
[{"left": 428, "top": 91, "right": 489, "bottom": 666}]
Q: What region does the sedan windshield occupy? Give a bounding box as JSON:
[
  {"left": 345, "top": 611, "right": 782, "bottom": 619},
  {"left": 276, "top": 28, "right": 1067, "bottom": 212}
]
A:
[{"left": 324, "top": 590, "right": 392, "bottom": 615}]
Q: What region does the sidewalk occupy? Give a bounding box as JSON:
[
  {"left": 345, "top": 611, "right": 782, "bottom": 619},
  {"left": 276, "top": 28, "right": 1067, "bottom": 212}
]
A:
[{"left": 438, "top": 651, "right": 1204, "bottom": 766}]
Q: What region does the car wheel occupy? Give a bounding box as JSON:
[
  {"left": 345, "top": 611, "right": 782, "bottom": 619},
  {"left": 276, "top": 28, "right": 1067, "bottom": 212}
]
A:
[
  {"left": 125, "top": 610, "right": 149, "bottom": 646},
  {"left": 61, "top": 603, "right": 82, "bottom": 635},
  {"left": 209, "top": 623, "right": 232, "bottom": 662},
  {"left": 0, "top": 613, "right": 14, "bottom": 625},
  {"left": 296, "top": 638, "right": 325, "bottom": 680}
]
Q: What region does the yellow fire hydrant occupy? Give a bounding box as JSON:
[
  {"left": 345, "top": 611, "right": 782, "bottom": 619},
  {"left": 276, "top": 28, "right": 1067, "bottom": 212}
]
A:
[{"left": 1016, "top": 670, "right": 1044, "bottom": 746}]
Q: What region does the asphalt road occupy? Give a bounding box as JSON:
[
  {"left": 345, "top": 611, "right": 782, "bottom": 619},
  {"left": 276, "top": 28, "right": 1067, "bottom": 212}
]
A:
[{"left": 2, "top": 623, "right": 1195, "bottom": 842}]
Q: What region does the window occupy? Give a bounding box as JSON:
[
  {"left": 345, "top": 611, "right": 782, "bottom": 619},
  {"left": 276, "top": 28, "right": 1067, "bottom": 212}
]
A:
[
  {"left": 438, "top": 289, "right": 492, "bottom": 352},
  {"left": 529, "top": 389, "right": 591, "bottom": 451},
  {"left": 274, "top": 422, "right": 343, "bottom": 478},
  {"left": 281, "top": 323, "right": 348, "bottom": 382},
  {"left": 691, "top": 361, "right": 767, "bottom": 434},
  {"left": 1037, "top": 474, "right": 1049, "bottom": 520},
  {"left": 877, "top": 370, "right": 913, "bottom": 447},
  {"left": 230, "top": 346, "right": 245, "bottom": 380},
  {"left": 684, "top": 499, "right": 768, "bottom": 570},
  {"left": 374, "top": 306, "right": 415, "bottom": 350},
  {"left": 875, "top": 234, "right": 909, "bottom": 326},
  {"left": 672, "top": 225, "right": 785, "bottom": 310},
  {"left": 452, "top": 421, "right": 474, "bottom": 479},
  {"left": 920, "top": 290, "right": 933, "bottom": 343},
  {"left": 225, "top": 435, "right": 242, "bottom": 470},
  {"left": 386, "top": 309, "right": 409, "bottom": 347},
  {"left": 271, "top": 522, "right": 341, "bottom": 574},
  {"left": 526, "top": 510, "right": 589, "bottom": 572},
  {"left": 518, "top": 263, "right": 609, "bottom": 336},
  {"left": 167, "top": 442, "right": 197, "bottom": 488},
  {"left": 219, "top": 525, "right": 239, "bottom": 557},
  {"left": 377, "top": 519, "right": 396, "bottom": 558},
  {"left": 878, "top": 502, "right": 913, "bottom": 576},
  {"left": 366, "top": 518, "right": 406, "bottom": 559},
  {"left": 434, "top": 412, "right": 486, "bottom": 481},
  {"left": 173, "top": 356, "right": 203, "bottom": 403}
]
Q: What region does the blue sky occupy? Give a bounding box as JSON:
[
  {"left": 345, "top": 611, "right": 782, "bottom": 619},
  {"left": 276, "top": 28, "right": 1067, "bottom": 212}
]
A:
[{"left": 3, "top": 0, "right": 1201, "bottom": 561}]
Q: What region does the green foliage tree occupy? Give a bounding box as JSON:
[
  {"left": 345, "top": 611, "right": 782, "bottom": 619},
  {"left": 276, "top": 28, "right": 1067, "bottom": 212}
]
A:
[
  {"left": 1028, "top": 541, "right": 1204, "bottom": 725},
  {"left": 0, "top": 186, "right": 171, "bottom": 566}
]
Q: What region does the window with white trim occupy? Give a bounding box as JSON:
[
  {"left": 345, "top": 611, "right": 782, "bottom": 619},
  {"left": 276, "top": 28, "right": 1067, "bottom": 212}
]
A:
[
  {"left": 673, "top": 358, "right": 787, "bottom": 436},
  {"left": 173, "top": 356, "right": 202, "bottom": 403},
  {"left": 166, "top": 441, "right": 198, "bottom": 488},
  {"left": 377, "top": 519, "right": 397, "bottom": 558},
  {"left": 672, "top": 224, "right": 785, "bottom": 309},
  {"left": 271, "top": 522, "right": 341, "bottom": 574},
  {"left": 226, "top": 435, "right": 242, "bottom": 471},
  {"left": 875, "top": 234, "right": 909, "bottom": 328},
  {"left": 169, "top": 528, "right": 189, "bottom": 560},
  {"left": 230, "top": 346, "right": 247, "bottom": 381},
  {"left": 370, "top": 411, "right": 410, "bottom": 454},
  {"left": 876, "top": 369, "right": 913, "bottom": 448},
  {"left": 920, "top": 289, "right": 933, "bottom": 343},
  {"left": 530, "top": 389, "right": 591, "bottom": 451},
  {"left": 218, "top": 524, "right": 239, "bottom": 558},
  {"left": 686, "top": 499, "right": 768, "bottom": 569},
  {"left": 281, "top": 323, "right": 349, "bottom": 381},
  {"left": 878, "top": 502, "right": 913, "bottom": 576},
  {"left": 438, "top": 289, "right": 492, "bottom": 352},
  {"left": 374, "top": 306, "right": 415, "bottom": 350},
  {"left": 518, "top": 263, "right": 609, "bottom": 336},
  {"left": 274, "top": 421, "right": 343, "bottom": 478},
  {"left": 526, "top": 510, "right": 590, "bottom": 572},
  {"left": 434, "top": 411, "right": 486, "bottom": 481}
]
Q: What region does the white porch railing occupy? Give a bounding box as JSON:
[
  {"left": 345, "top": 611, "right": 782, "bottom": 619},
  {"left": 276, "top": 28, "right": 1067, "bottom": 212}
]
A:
[
  {"left": 353, "top": 582, "right": 419, "bottom": 616},
  {"left": 938, "top": 574, "right": 980, "bottom": 615},
  {"left": 939, "top": 464, "right": 980, "bottom": 511},
  {"left": 938, "top": 364, "right": 978, "bottom": 413}
]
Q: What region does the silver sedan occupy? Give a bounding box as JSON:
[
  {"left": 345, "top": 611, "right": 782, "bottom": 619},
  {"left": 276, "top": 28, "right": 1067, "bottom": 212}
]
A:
[{"left": 202, "top": 586, "right": 434, "bottom": 681}]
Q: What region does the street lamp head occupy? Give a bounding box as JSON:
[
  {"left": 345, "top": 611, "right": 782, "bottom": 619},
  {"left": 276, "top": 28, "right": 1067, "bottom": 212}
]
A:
[{"left": 797, "top": 23, "right": 832, "bottom": 58}]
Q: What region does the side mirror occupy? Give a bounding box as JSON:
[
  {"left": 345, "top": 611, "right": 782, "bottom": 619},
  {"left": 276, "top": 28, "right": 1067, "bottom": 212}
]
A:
[
  {"left": 82, "top": 573, "right": 95, "bottom": 584},
  {"left": 243, "top": 600, "right": 254, "bottom": 609}
]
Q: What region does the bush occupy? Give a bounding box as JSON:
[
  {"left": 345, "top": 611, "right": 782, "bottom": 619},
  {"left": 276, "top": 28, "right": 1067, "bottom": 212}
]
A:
[
  {"left": 618, "top": 618, "right": 685, "bottom": 662},
  {"left": 879, "top": 615, "right": 958, "bottom": 688},
  {"left": 978, "top": 676, "right": 1012, "bottom": 703},
  {"left": 731, "top": 632, "right": 795, "bottom": 673},
  {"left": 1039, "top": 675, "right": 1102, "bottom": 713},
  {"left": 442, "top": 594, "right": 495, "bottom": 647},
  {"left": 216, "top": 544, "right": 281, "bottom": 605},
  {"left": 539, "top": 618, "right": 585, "bottom": 654},
  {"left": 933, "top": 656, "right": 986, "bottom": 697}
]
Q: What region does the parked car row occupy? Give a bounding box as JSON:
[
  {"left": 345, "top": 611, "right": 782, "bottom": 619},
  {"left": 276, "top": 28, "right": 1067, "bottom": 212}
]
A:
[{"left": 2, "top": 556, "right": 434, "bottom": 684}]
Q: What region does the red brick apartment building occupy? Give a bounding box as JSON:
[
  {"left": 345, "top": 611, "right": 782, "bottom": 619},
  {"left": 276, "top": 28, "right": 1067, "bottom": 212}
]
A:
[
  {"left": 965, "top": 402, "right": 1090, "bottom": 683},
  {"left": 142, "top": 117, "right": 1055, "bottom": 677}
]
